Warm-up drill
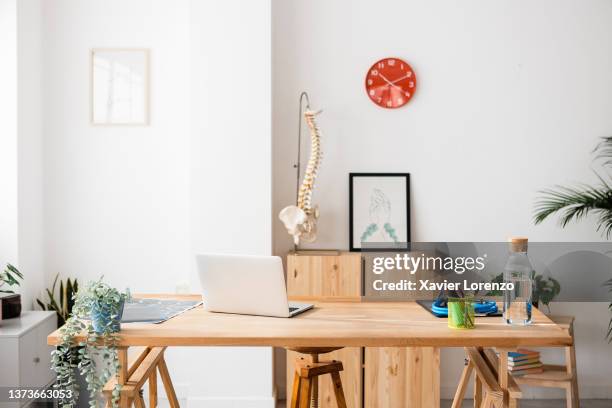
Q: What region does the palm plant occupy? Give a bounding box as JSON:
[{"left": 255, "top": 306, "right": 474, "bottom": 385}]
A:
[
  {"left": 534, "top": 137, "right": 612, "bottom": 236},
  {"left": 534, "top": 136, "right": 612, "bottom": 341}
]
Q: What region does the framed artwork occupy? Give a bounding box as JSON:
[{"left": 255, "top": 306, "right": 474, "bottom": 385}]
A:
[
  {"left": 349, "top": 173, "right": 410, "bottom": 251},
  {"left": 90, "top": 48, "right": 150, "bottom": 125}
]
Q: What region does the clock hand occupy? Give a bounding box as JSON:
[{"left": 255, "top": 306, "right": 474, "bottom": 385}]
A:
[
  {"left": 390, "top": 73, "right": 412, "bottom": 85},
  {"left": 379, "top": 73, "right": 394, "bottom": 85},
  {"left": 379, "top": 73, "right": 404, "bottom": 92}
]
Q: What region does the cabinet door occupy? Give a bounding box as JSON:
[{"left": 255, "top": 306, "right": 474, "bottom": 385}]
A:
[
  {"left": 287, "top": 347, "right": 362, "bottom": 408},
  {"left": 286, "top": 253, "right": 361, "bottom": 299},
  {"left": 0, "top": 338, "right": 19, "bottom": 386},
  {"left": 364, "top": 347, "right": 440, "bottom": 408},
  {"left": 19, "top": 315, "right": 56, "bottom": 388}
]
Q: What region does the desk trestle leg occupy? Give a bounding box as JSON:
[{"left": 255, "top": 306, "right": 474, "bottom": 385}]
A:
[
  {"left": 451, "top": 347, "right": 523, "bottom": 408},
  {"left": 103, "top": 346, "right": 178, "bottom": 408}
]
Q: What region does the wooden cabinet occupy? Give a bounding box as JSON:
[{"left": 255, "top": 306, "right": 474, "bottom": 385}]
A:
[
  {"left": 287, "top": 252, "right": 361, "bottom": 300},
  {"left": 364, "top": 347, "right": 440, "bottom": 407},
  {"left": 286, "top": 251, "right": 440, "bottom": 408},
  {"left": 286, "top": 251, "right": 362, "bottom": 408}
]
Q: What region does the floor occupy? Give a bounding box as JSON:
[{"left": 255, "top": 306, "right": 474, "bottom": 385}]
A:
[{"left": 278, "top": 400, "right": 612, "bottom": 407}]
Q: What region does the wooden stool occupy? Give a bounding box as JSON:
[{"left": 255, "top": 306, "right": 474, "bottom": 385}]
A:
[
  {"left": 287, "top": 347, "right": 347, "bottom": 408},
  {"left": 103, "top": 346, "right": 179, "bottom": 408},
  {"left": 514, "top": 316, "right": 580, "bottom": 408}
]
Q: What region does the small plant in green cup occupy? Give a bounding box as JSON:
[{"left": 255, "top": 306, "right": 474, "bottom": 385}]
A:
[
  {"left": 448, "top": 297, "right": 475, "bottom": 329},
  {"left": 51, "top": 277, "right": 128, "bottom": 408}
]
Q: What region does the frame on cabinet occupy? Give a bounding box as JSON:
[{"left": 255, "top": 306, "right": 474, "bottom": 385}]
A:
[{"left": 349, "top": 172, "right": 410, "bottom": 252}]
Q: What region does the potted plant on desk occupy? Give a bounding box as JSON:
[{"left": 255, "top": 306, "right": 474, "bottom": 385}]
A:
[{"left": 52, "top": 278, "right": 127, "bottom": 408}]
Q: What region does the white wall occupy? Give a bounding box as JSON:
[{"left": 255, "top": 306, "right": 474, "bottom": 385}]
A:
[
  {"left": 37, "top": 0, "right": 274, "bottom": 406},
  {"left": 179, "top": 0, "right": 274, "bottom": 406},
  {"left": 42, "top": 0, "right": 192, "bottom": 292},
  {"left": 0, "top": 0, "right": 47, "bottom": 312},
  {"left": 273, "top": 0, "right": 612, "bottom": 399},
  {"left": 0, "top": 0, "right": 19, "bottom": 279},
  {"left": 17, "top": 0, "right": 44, "bottom": 310}
]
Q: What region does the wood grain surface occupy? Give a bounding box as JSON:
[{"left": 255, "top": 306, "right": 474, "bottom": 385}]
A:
[{"left": 48, "top": 295, "right": 571, "bottom": 348}]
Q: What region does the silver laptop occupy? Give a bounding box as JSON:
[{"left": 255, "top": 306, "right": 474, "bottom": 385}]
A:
[{"left": 196, "top": 253, "right": 313, "bottom": 318}]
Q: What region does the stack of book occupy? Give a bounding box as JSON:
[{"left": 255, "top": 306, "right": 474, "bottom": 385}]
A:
[{"left": 508, "top": 349, "right": 543, "bottom": 376}]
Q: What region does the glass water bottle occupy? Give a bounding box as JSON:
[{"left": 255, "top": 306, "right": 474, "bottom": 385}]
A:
[{"left": 503, "top": 237, "right": 533, "bottom": 325}]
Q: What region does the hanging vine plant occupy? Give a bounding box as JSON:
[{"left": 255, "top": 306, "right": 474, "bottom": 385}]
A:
[{"left": 51, "top": 278, "right": 127, "bottom": 408}]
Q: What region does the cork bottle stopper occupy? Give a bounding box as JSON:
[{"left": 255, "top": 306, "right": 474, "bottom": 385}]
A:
[{"left": 509, "top": 237, "right": 528, "bottom": 252}]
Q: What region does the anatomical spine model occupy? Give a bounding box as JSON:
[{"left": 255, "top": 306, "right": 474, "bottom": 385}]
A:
[{"left": 279, "top": 108, "right": 323, "bottom": 245}]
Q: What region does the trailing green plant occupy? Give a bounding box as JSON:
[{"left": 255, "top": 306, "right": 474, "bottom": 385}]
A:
[
  {"left": 51, "top": 278, "right": 127, "bottom": 408},
  {"left": 534, "top": 136, "right": 612, "bottom": 340},
  {"left": 37, "top": 273, "right": 79, "bottom": 327},
  {"left": 488, "top": 271, "right": 560, "bottom": 312},
  {"left": 0, "top": 263, "right": 23, "bottom": 294}
]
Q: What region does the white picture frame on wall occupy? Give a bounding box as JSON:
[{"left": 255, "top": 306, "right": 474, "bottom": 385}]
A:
[{"left": 90, "top": 48, "right": 150, "bottom": 126}]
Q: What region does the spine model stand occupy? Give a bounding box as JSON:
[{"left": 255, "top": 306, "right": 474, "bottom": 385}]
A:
[{"left": 279, "top": 93, "right": 323, "bottom": 246}]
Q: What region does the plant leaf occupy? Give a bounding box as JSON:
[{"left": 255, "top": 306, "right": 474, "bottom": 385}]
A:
[
  {"left": 60, "top": 280, "right": 65, "bottom": 312},
  {"left": 534, "top": 182, "right": 612, "bottom": 237}
]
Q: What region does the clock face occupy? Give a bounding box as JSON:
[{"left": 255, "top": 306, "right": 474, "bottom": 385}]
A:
[{"left": 365, "top": 58, "right": 417, "bottom": 109}]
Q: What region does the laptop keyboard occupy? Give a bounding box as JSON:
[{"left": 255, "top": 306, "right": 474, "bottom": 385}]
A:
[{"left": 289, "top": 307, "right": 299, "bottom": 312}]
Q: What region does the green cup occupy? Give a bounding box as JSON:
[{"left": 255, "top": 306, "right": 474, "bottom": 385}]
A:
[{"left": 447, "top": 297, "right": 475, "bottom": 329}]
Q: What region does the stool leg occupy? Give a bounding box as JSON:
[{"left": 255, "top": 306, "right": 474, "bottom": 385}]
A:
[
  {"left": 299, "top": 377, "right": 312, "bottom": 408},
  {"left": 330, "top": 371, "right": 347, "bottom": 408},
  {"left": 311, "top": 354, "right": 319, "bottom": 408},
  {"left": 290, "top": 371, "right": 301, "bottom": 408}
]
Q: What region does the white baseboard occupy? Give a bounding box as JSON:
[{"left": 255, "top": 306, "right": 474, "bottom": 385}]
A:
[
  {"left": 156, "top": 384, "right": 276, "bottom": 408},
  {"left": 157, "top": 396, "right": 276, "bottom": 408}
]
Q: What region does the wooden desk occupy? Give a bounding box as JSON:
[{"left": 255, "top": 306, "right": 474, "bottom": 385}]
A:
[{"left": 47, "top": 297, "right": 572, "bottom": 408}]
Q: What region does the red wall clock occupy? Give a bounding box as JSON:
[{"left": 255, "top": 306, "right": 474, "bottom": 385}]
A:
[{"left": 365, "top": 57, "right": 417, "bottom": 109}]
